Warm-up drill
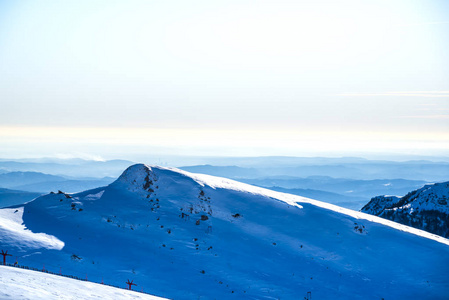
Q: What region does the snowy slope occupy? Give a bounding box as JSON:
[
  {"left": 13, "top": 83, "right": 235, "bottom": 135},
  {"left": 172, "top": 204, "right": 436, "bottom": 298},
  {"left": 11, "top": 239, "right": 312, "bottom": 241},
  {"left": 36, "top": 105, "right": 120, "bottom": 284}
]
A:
[
  {"left": 361, "top": 181, "right": 449, "bottom": 238},
  {"left": 0, "top": 265, "right": 166, "bottom": 300},
  {"left": 0, "top": 164, "right": 449, "bottom": 299}
]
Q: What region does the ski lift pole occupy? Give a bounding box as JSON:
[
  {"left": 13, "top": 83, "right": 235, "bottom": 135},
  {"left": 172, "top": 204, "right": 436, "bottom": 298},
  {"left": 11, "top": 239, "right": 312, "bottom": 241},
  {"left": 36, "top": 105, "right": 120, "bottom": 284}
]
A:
[
  {"left": 1, "top": 250, "right": 12, "bottom": 265},
  {"left": 126, "top": 279, "right": 137, "bottom": 290}
]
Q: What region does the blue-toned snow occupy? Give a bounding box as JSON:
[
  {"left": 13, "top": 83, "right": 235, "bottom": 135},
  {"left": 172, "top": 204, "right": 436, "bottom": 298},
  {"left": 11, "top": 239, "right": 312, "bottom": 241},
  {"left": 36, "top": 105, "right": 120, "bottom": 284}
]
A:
[{"left": 0, "top": 164, "right": 448, "bottom": 299}]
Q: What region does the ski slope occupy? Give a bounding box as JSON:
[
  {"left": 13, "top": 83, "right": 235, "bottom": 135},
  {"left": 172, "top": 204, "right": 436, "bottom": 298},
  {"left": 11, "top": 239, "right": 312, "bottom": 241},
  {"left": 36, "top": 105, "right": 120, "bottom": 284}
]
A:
[
  {"left": 0, "top": 164, "right": 448, "bottom": 299},
  {"left": 0, "top": 265, "right": 166, "bottom": 300}
]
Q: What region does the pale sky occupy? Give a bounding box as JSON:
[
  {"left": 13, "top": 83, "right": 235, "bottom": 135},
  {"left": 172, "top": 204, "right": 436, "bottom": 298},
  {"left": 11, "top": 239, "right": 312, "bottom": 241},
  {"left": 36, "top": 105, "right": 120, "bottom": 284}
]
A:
[{"left": 0, "top": 0, "right": 448, "bottom": 160}]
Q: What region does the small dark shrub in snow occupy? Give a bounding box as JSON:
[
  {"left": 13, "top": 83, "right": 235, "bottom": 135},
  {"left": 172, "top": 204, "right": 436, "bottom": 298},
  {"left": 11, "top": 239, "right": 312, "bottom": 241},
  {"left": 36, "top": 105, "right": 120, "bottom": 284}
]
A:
[
  {"left": 353, "top": 223, "right": 366, "bottom": 234},
  {"left": 71, "top": 254, "right": 81, "bottom": 260}
]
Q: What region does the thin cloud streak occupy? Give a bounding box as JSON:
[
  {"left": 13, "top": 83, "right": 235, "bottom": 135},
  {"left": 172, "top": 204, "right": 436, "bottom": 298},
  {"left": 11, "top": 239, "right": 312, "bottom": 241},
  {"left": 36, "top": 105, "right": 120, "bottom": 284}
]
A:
[
  {"left": 398, "top": 115, "right": 449, "bottom": 119},
  {"left": 397, "top": 21, "right": 449, "bottom": 27},
  {"left": 339, "top": 91, "right": 449, "bottom": 98}
]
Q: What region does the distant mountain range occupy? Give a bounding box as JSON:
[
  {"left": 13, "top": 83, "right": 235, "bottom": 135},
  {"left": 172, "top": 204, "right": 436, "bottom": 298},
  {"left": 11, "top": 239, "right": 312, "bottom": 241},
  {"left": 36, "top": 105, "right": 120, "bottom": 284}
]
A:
[
  {"left": 0, "top": 171, "right": 115, "bottom": 194},
  {"left": 180, "top": 165, "right": 433, "bottom": 210},
  {"left": 2, "top": 156, "right": 448, "bottom": 181},
  {"left": 239, "top": 176, "right": 429, "bottom": 198},
  {"left": 265, "top": 186, "right": 367, "bottom": 210},
  {"left": 0, "top": 164, "right": 448, "bottom": 299},
  {"left": 0, "top": 188, "right": 41, "bottom": 208},
  {"left": 361, "top": 181, "right": 449, "bottom": 238},
  {"left": 1, "top": 156, "right": 445, "bottom": 211},
  {"left": 180, "top": 158, "right": 449, "bottom": 181},
  {"left": 0, "top": 159, "right": 134, "bottom": 178}
]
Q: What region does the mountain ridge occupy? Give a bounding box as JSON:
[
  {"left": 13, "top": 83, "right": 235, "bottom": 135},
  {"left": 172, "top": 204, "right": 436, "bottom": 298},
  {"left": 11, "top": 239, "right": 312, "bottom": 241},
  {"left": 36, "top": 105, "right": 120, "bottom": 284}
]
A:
[
  {"left": 0, "top": 164, "right": 448, "bottom": 299},
  {"left": 361, "top": 181, "right": 449, "bottom": 238}
]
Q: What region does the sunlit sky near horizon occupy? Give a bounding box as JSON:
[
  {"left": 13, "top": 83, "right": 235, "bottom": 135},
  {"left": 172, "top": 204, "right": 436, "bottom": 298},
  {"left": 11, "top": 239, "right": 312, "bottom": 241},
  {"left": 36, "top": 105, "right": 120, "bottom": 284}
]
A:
[{"left": 1, "top": 0, "right": 448, "bottom": 161}]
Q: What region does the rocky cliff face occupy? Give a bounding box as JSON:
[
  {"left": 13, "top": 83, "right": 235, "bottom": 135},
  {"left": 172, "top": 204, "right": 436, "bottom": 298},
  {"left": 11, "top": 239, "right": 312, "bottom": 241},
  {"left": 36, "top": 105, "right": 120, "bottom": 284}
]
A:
[{"left": 361, "top": 181, "right": 449, "bottom": 238}]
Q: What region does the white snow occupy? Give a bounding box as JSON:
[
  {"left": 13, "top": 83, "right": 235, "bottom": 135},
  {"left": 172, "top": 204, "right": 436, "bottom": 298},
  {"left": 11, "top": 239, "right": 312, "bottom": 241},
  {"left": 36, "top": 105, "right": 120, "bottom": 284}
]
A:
[
  {"left": 82, "top": 190, "right": 105, "bottom": 201},
  {"left": 0, "top": 207, "right": 64, "bottom": 250},
  {"left": 0, "top": 265, "right": 166, "bottom": 300}
]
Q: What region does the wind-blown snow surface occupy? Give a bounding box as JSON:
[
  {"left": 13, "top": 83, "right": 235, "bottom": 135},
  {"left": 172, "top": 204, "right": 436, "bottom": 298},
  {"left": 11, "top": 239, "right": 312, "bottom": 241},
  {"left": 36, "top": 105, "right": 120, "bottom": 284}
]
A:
[
  {"left": 1, "top": 164, "right": 449, "bottom": 299},
  {"left": 0, "top": 265, "right": 166, "bottom": 300},
  {"left": 0, "top": 207, "right": 64, "bottom": 250}
]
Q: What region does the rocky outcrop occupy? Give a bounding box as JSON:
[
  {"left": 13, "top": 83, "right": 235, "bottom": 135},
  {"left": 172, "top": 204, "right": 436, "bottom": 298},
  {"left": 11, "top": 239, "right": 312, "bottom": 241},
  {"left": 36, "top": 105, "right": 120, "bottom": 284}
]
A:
[{"left": 361, "top": 181, "right": 449, "bottom": 238}]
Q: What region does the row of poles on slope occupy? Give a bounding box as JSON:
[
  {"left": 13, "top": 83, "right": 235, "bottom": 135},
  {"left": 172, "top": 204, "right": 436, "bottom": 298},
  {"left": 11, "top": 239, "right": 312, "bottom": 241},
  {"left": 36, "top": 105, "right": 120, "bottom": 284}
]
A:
[{"left": 1, "top": 250, "right": 139, "bottom": 291}]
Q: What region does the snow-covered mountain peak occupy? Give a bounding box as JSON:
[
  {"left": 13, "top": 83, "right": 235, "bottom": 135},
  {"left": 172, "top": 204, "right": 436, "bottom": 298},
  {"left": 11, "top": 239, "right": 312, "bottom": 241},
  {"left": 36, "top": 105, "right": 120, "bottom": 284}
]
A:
[
  {"left": 111, "top": 163, "right": 305, "bottom": 208},
  {"left": 360, "top": 195, "right": 402, "bottom": 215},
  {"left": 1, "top": 164, "right": 449, "bottom": 299},
  {"left": 112, "top": 163, "right": 155, "bottom": 193},
  {"left": 361, "top": 181, "right": 449, "bottom": 238}
]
